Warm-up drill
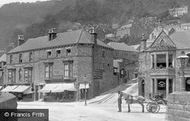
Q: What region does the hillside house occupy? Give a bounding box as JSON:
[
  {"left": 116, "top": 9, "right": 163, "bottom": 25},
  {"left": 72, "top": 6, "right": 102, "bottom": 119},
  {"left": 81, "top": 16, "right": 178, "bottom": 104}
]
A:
[{"left": 169, "top": 6, "right": 188, "bottom": 17}]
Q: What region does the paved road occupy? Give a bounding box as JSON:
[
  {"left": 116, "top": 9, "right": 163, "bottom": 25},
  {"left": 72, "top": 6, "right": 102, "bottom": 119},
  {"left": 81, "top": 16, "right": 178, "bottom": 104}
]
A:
[{"left": 18, "top": 102, "right": 167, "bottom": 121}]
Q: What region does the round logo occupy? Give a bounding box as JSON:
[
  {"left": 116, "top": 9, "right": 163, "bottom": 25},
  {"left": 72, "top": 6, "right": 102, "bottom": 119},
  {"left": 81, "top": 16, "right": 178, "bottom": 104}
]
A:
[
  {"left": 187, "top": 80, "right": 190, "bottom": 85},
  {"left": 158, "top": 81, "right": 166, "bottom": 87}
]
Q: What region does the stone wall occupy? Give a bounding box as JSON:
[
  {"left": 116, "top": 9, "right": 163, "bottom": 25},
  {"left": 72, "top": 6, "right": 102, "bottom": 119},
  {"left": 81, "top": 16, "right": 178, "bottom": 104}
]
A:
[{"left": 167, "top": 92, "right": 190, "bottom": 121}]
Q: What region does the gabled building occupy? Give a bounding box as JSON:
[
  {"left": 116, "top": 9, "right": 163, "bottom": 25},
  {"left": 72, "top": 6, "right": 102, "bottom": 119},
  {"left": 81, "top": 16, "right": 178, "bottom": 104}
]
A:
[
  {"left": 4, "top": 29, "right": 118, "bottom": 101},
  {"left": 3, "top": 28, "right": 138, "bottom": 102},
  {"left": 138, "top": 30, "right": 190, "bottom": 98}
]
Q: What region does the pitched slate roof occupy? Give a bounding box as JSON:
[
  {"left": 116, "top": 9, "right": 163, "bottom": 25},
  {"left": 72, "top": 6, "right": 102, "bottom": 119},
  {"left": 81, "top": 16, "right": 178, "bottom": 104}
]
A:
[
  {"left": 170, "top": 30, "right": 190, "bottom": 49},
  {"left": 107, "top": 42, "right": 137, "bottom": 52},
  {"left": 9, "top": 29, "right": 111, "bottom": 53},
  {"left": 0, "top": 54, "right": 6, "bottom": 62}
]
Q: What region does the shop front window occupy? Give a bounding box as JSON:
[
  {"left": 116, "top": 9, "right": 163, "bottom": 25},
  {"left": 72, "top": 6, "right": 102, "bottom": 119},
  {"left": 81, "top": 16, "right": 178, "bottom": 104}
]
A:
[
  {"left": 8, "top": 69, "right": 16, "bottom": 83},
  {"left": 24, "top": 68, "right": 32, "bottom": 82},
  {"left": 169, "top": 79, "right": 173, "bottom": 93}
]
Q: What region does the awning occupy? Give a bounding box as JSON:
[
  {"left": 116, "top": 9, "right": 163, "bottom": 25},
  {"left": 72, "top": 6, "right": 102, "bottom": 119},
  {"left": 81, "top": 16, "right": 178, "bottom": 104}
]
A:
[
  {"left": 39, "top": 83, "right": 76, "bottom": 93},
  {"left": 79, "top": 83, "right": 89, "bottom": 89},
  {"left": 1, "top": 85, "right": 18, "bottom": 92},
  {"left": 24, "top": 88, "right": 33, "bottom": 94},
  {"left": 12, "top": 85, "right": 31, "bottom": 93},
  {"left": 39, "top": 84, "right": 58, "bottom": 93},
  {"left": 52, "top": 83, "right": 77, "bottom": 92}
]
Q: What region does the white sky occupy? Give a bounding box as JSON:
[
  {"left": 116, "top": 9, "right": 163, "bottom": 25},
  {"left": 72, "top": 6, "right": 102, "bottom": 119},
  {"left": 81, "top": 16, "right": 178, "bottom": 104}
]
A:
[{"left": 0, "top": 0, "right": 49, "bottom": 5}]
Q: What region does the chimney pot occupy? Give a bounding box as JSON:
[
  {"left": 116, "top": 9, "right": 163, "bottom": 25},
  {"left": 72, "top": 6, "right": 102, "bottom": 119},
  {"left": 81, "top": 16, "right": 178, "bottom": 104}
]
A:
[
  {"left": 18, "top": 35, "right": 25, "bottom": 46},
  {"left": 89, "top": 27, "right": 97, "bottom": 44},
  {"left": 48, "top": 28, "right": 57, "bottom": 41}
]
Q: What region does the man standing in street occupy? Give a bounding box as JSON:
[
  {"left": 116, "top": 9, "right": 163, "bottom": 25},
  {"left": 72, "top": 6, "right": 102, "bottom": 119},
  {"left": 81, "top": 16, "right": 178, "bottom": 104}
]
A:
[{"left": 118, "top": 91, "right": 123, "bottom": 112}]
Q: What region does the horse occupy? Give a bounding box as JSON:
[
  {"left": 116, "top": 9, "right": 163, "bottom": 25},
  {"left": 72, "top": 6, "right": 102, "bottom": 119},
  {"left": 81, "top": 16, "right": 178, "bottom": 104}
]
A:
[{"left": 122, "top": 92, "right": 145, "bottom": 112}]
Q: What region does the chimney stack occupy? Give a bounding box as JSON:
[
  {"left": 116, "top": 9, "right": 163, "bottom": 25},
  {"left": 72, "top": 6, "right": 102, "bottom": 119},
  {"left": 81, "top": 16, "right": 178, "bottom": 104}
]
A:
[
  {"left": 48, "top": 28, "right": 57, "bottom": 41},
  {"left": 89, "top": 27, "right": 97, "bottom": 44},
  {"left": 18, "top": 35, "right": 25, "bottom": 46},
  {"left": 140, "top": 34, "right": 147, "bottom": 51}
]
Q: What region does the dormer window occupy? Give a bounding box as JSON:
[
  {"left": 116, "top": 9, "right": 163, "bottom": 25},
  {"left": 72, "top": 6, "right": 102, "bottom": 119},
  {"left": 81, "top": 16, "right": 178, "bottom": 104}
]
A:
[
  {"left": 47, "top": 50, "right": 52, "bottom": 58},
  {"left": 66, "top": 48, "right": 71, "bottom": 56},
  {"left": 19, "top": 54, "right": 22, "bottom": 63},
  {"left": 56, "top": 49, "right": 61, "bottom": 57}
]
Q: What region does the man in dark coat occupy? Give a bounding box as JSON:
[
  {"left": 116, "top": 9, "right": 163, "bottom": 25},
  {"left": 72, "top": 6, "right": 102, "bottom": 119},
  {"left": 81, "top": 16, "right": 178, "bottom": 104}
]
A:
[{"left": 118, "top": 91, "right": 123, "bottom": 112}]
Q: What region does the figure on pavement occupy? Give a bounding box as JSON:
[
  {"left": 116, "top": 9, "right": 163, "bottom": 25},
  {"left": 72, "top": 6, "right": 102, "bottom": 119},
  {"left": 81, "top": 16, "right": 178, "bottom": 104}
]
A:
[{"left": 118, "top": 91, "right": 123, "bottom": 112}]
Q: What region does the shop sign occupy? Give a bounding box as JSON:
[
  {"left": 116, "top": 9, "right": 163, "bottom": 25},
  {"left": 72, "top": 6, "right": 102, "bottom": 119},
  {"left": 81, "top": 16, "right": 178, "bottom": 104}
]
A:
[{"left": 158, "top": 81, "right": 166, "bottom": 87}]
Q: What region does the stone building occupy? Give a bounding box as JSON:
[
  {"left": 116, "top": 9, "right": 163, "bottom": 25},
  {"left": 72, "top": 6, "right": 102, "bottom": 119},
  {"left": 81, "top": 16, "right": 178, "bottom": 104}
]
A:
[
  {"left": 3, "top": 29, "right": 137, "bottom": 101},
  {"left": 138, "top": 30, "right": 190, "bottom": 98},
  {"left": 116, "top": 24, "right": 132, "bottom": 38},
  {"left": 169, "top": 6, "right": 188, "bottom": 17},
  {"left": 108, "top": 42, "right": 138, "bottom": 84}
]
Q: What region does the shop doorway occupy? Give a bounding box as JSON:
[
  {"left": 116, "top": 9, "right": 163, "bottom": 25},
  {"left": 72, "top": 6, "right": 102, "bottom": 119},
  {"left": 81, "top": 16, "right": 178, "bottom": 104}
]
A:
[
  {"left": 157, "top": 79, "right": 166, "bottom": 98},
  {"left": 169, "top": 79, "right": 173, "bottom": 93},
  {"left": 141, "top": 80, "right": 145, "bottom": 97}
]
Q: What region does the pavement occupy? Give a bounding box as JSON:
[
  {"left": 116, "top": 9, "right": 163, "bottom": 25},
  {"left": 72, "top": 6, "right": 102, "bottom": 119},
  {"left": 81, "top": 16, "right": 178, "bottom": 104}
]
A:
[{"left": 17, "top": 101, "right": 167, "bottom": 121}]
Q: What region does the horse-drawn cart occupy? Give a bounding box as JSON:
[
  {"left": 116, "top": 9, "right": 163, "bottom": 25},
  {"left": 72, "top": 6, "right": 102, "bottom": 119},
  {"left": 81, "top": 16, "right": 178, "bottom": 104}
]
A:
[
  {"left": 146, "top": 93, "right": 167, "bottom": 113},
  {"left": 122, "top": 92, "right": 167, "bottom": 113}
]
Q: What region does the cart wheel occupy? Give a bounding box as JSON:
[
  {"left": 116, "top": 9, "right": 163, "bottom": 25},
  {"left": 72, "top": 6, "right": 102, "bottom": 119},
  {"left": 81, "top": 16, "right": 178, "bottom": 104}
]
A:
[
  {"left": 146, "top": 102, "right": 152, "bottom": 112},
  {"left": 146, "top": 102, "right": 160, "bottom": 113},
  {"left": 155, "top": 103, "right": 160, "bottom": 113}
]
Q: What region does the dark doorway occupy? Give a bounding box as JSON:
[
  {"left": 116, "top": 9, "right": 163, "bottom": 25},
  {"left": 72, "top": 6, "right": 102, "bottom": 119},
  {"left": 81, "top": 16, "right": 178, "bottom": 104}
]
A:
[
  {"left": 157, "top": 79, "right": 166, "bottom": 98},
  {"left": 169, "top": 79, "right": 173, "bottom": 93},
  {"left": 186, "top": 78, "right": 190, "bottom": 91},
  {"left": 141, "top": 80, "right": 145, "bottom": 97}
]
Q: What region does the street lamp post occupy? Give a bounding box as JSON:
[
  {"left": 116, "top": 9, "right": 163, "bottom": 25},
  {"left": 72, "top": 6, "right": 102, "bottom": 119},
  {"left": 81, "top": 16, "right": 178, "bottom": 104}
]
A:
[
  {"left": 84, "top": 81, "right": 87, "bottom": 106},
  {"left": 177, "top": 52, "right": 189, "bottom": 91}
]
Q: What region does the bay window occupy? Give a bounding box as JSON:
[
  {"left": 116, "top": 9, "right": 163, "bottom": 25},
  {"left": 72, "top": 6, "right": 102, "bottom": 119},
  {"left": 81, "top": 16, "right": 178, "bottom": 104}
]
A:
[
  {"left": 156, "top": 54, "right": 166, "bottom": 68},
  {"left": 168, "top": 54, "right": 173, "bottom": 68},
  {"left": 151, "top": 53, "right": 174, "bottom": 69},
  {"left": 152, "top": 54, "right": 155, "bottom": 69}
]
